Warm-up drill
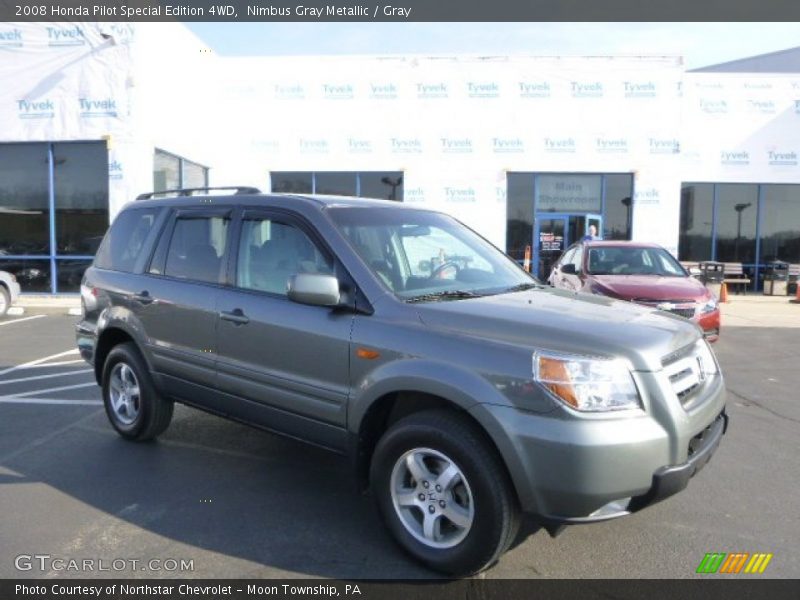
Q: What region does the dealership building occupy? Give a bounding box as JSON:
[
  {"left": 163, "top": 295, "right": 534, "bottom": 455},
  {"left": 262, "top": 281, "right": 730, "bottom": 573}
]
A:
[{"left": 1, "top": 22, "right": 799, "bottom": 292}]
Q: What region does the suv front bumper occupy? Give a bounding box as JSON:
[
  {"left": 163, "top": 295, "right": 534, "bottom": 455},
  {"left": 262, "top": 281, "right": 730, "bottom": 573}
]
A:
[{"left": 472, "top": 377, "right": 726, "bottom": 521}]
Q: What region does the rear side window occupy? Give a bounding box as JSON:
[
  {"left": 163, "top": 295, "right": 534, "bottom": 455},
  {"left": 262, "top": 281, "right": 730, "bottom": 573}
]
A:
[
  {"left": 94, "top": 208, "right": 159, "bottom": 272},
  {"left": 164, "top": 216, "right": 229, "bottom": 283}
]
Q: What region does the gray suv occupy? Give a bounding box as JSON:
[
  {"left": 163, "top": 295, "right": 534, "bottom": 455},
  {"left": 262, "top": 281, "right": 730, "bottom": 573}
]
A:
[{"left": 76, "top": 188, "right": 727, "bottom": 576}]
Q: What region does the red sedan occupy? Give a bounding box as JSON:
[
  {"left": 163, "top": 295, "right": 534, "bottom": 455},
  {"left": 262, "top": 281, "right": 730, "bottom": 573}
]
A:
[{"left": 548, "top": 241, "right": 721, "bottom": 341}]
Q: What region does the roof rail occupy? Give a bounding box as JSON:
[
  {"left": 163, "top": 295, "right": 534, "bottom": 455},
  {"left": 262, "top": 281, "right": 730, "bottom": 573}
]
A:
[{"left": 136, "top": 186, "right": 262, "bottom": 200}]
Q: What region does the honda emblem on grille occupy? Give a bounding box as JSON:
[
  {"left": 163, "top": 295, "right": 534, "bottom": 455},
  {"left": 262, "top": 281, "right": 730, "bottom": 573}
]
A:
[{"left": 657, "top": 302, "right": 674, "bottom": 311}]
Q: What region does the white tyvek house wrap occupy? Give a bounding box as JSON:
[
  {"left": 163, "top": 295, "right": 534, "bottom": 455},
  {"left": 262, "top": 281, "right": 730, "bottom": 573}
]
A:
[
  {"left": 0, "top": 22, "right": 217, "bottom": 220},
  {"left": 205, "top": 54, "right": 686, "bottom": 253},
  {"left": 682, "top": 73, "right": 800, "bottom": 184}
]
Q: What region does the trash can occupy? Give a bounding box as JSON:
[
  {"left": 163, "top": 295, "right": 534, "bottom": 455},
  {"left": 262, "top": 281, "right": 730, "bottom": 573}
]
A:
[
  {"left": 699, "top": 261, "right": 724, "bottom": 299},
  {"left": 763, "top": 261, "right": 789, "bottom": 296}
]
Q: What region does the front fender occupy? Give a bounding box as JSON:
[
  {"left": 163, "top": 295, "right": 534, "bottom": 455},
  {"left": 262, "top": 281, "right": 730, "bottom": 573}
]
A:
[{"left": 347, "top": 357, "right": 511, "bottom": 432}]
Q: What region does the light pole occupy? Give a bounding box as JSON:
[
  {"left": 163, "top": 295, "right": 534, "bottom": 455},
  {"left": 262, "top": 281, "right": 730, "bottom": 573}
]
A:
[{"left": 381, "top": 176, "right": 403, "bottom": 201}]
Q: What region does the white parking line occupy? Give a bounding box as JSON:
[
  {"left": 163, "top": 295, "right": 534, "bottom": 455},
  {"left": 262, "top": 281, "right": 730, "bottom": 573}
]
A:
[
  {"left": 0, "top": 369, "right": 93, "bottom": 386},
  {"left": 28, "top": 359, "right": 86, "bottom": 368},
  {"left": 0, "top": 349, "right": 80, "bottom": 377},
  {"left": 0, "top": 315, "right": 46, "bottom": 327},
  {"left": 0, "top": 381, "right": 97, "bottom": 400},
  {"left": 0, "top": 397, "right": 102, "bottom": 406}
]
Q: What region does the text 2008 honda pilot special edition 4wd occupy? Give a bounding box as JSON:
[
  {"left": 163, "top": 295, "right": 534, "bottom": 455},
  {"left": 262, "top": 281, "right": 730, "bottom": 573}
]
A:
[{"left": 77, "top": 187, "right": 727, "bottom": 576}]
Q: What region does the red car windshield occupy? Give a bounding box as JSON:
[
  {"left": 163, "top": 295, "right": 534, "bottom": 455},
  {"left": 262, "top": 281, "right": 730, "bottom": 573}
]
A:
[{"left": 586, "top": 246, "right": 687, "bottom": 277}]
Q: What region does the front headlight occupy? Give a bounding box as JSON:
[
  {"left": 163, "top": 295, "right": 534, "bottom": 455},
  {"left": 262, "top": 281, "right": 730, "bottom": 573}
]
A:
[
  {"left": 533, "top": 351, "right": 641, "bottom": 412},
  {"left": 700, "top": 297, "right": 718, "bottom": 314},
  {"left": 695, "top": 339, "right": 720, "bottom": 377}
]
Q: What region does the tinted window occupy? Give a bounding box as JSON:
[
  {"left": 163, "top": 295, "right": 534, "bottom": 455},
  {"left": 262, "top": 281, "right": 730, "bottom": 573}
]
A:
[
  {"left": 271, "top": 172, "right": 312, "bottom": 194},
  {"left": 164, "top": 217, "right": 229, "bottom": 283},
  {"left": 315, "top": 172, "right": 357, "bottom": 196},
  {"left": 760, "top": 185, "right": 800, "bottom": 264},
  {"left": 0, "top": 143, "right": 49, "bottom": 256},
  {"left": 506, "top": 173, "right": 534, "bottom": 263},
  {"left": 236, "top": 218, "right": 332, "bottom": 295},
  {"left": 603, "top": 174, "right": 633, "bottom": 240},
  {"left": 54, "top": 142, "right": 109, "bottom": 255},
  {"left": 359, "top": 172, "right": 403, "bottom": 201},
  {"left": 679, "top": 183, "right": 714, "bottom": 261},
  {"left": 94, "top": 208, "right": 159, "bottom": 272},
  {"left": 716, "top": 184, "right": 757, "bottom": 264}
]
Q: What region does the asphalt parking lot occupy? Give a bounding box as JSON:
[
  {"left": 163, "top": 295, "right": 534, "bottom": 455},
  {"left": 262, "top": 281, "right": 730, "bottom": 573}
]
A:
[{"left": 0, "top": 311, "right": 798, "bottom": 579}]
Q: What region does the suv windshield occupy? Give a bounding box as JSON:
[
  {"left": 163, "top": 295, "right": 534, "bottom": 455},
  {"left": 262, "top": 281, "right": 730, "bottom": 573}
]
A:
[
  {"left": 586, "top": 246, "right": 687, "bottom": 277},
  {"left": 328, "top": 207, "right": 536, "bottom": 300}
]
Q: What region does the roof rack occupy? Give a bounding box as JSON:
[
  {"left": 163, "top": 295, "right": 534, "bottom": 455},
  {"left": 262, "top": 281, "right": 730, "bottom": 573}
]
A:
[{"left": 136, "top": 186, "right": 262, "bottom": 200}]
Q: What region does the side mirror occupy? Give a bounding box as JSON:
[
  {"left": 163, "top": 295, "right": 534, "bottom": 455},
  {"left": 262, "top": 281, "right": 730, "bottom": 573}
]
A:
[
  {"left": 560, "top": 263, "right": 577, "bottom": 275},
  {"left": 287, "top": 273, "right": 341, "bottom": 307}
]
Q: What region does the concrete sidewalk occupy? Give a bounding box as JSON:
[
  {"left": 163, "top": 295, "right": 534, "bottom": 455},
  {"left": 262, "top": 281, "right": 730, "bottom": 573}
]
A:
[{"left": 720, "top": 293, "right": 800, "bottom": 328}]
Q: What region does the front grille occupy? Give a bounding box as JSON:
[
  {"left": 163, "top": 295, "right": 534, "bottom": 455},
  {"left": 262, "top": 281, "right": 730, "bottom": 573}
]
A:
[
  {"left": 668, "top": 307, "right": 696, "bottom": 319},
  {"left": 634, "top": 298, "right": 697, "bottom": 320},
  {"left": 662, "top": 341, "right": 712, "bottom": 407}
]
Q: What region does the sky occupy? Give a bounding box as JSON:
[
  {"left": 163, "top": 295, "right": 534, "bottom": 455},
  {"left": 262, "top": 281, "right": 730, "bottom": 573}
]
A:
[{"left": 186, "top": 23, "right": 800, "bottom": 69}]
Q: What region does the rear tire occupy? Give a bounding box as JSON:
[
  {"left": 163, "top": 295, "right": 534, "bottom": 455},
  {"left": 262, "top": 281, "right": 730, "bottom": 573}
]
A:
[
  {"left": 101, "top": 342, "right": 173, "bottom": 441},
  {"left": 370, "top": 409, "right": 520, "bottom": 576}
]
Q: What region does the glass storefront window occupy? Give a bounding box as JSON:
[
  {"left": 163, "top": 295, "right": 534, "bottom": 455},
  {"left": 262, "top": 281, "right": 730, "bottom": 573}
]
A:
[
  {"left": 505, "top": 173, "right": 534, "bottom": 263},
  {"left": 359, "top": 172, "right": 403, "bottom": 201},
  {"left": 0, "top": 143, "right": 49, "bottom": 256},
  {"left": 56, "top": 259, "right": 93, "bottom": 293},
  {"left": 715, "top": 184, "right": 758, "bottom": 264},
  {"left": 153, "top": 149, "right": 209, "bottom": 193},
  {"left": 54, "top": 142, "right": 109, "bottom": 256},
  {"left": 604, "top": 174, "right": 633, "bottom": 240},
  {"left": 315, "top": 172, "right": 357, "bottom": 196},
  {"left": 153, "top": 150, "right": 180, "bottom": 192},
  {"left": 760, "top": 185, "right": 800, "bottom": 264},
  {"left": 182, "top": 160, "right": 208, "bottom": 189},
  {"left": 1, "top": 259, "right": 51, "bottom": 293},
  {"left": 271, "top": 172, "right": 313, "bottom": 193},
  {"left": 679, "top": 183, "right": 714, "bottom": 261},
  {"left": 269, "top": 171, "right": 404, "bottom": 200}
]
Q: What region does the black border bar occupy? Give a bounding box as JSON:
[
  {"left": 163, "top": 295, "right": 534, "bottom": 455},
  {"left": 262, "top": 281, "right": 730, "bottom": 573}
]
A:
[
  {"left": 4, "top": 0, "right": 800, "bottom": 21},
  {"left": 3, "top": 579, "right": 800, "bottom": 600}
]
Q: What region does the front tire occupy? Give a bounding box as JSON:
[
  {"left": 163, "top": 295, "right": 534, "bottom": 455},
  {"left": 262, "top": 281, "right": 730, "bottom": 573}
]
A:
[
  {"left": 101, "top": 342, "right": 173, "bottom": 441},
  {"left": 370, "top": 410, "right": 520, "bottom": 576}
]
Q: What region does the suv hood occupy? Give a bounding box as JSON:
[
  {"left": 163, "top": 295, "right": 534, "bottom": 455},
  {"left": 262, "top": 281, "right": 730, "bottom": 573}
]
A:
[
  {"left": 414, "top": 288, "right": 701, "bottom": 372},
  {"left": 591, "top": 274, "right": 707, "bottom": 302}
]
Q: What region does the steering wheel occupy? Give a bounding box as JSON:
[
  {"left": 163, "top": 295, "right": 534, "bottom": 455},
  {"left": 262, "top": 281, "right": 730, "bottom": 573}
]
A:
[{"left": 429, "top": 261, "right": 461, "bottom": 279}]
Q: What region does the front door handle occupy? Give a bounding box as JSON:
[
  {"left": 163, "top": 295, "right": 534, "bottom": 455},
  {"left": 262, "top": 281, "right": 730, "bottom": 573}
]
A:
[
  {"left": 220, "top": 309, "right": 249, "bottom": 325},
  {"left": 133, "top": 291, "right": 154, "bottom": 305}
]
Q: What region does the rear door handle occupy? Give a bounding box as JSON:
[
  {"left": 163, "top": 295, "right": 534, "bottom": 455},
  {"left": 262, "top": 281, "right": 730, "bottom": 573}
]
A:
[
  {"left": 133, "top": 291, "right": 154, "bottom": 305},
  {"left": 220, "top": 309, "right": 249, "bottom": 325}
]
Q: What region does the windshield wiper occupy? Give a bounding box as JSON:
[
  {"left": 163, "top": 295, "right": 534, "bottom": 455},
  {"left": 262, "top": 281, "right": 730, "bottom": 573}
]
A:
[
  {"left": 405, "top": 290, "right": 480, "bottom": 303},
  {"left": 502, "top": 282, "right": 541, "bottom": 293}
]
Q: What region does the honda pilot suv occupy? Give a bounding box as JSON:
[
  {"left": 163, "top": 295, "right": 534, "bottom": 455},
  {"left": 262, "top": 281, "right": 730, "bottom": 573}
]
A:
[{"left": 76, "top": 188, "right": 727, "bottom": 576}]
